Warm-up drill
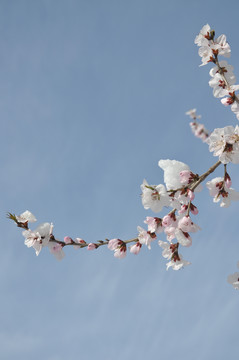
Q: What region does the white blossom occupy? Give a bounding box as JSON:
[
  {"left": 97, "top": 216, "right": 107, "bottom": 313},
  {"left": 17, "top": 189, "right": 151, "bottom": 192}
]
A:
[
  {"left": 22, "top": 222, "right": 53, "bottom": 256},
  {"left": 16, "top": 210, "right": 37, "bottom": 224},
  {"left": 166, "top": 256, "right": 191, "bottom": 271},
  {"left": 209, "top": 61, "right": 235, "bottom": 83},
  {"left": 206, "top": 126, "right": 239, "bottom": 164},
  {"left": 137, "top": 226, "right": 156, "bottom": 249},
  {"left": 158, "top": 240, "right": 172, "bottom": 259},
  {"left": 185, "top": 108, "right": 201, "bottom": 120},
  {"left": 144, "top": 217, "right": 163, "bottom": 233},
  {"left": 141, "top": 179, "right": 170, "bottom": 212},
  {"left": 206, "top": 177, "right": 239, "bottom": 207},
  {"left": 194, "top": 24, "right": 211, "bottom": 46},
  {"left": 48, "top": 242, "right": 65, "bottom": 260},
  {"left": 174, "top": 228, "right": 192, "bottom": 247},
  {"left": 189, "top": 121, "right": 209, "bottom": 142},
  {"left": 209, "top": 73, "right": 231, "bottom": 98}
]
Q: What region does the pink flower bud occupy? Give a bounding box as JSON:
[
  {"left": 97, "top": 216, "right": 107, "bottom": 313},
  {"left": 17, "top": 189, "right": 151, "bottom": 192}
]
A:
[
  {"left": 224, "top": 172, "right": 232, "bottom": 188},
  {"left": 75, "top": 237, "right": 86, "bottom": 244},
  {"left": 221, "top": 96, "right": 234, "bottom": 106},
  {"left": 162, "top": 214, "right": 173, "bottom": 227},
  {"left": 179, "top": 170, "right": 195, "bottom": 185},
  {"left": 129, "top": 242, "right": 142, "bottom": 255},
  {"left": 64, "top": 236, "right": 73, "bottom": 244},
  {"left": 108, "top": 238, "right": 122, "bottom": 250},
  {"left": 87, "top": 243, "right": 97, "bottom": 250}
]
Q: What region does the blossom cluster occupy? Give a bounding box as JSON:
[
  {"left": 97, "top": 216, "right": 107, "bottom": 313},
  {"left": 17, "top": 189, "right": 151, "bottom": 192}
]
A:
[
  {"left": 8, "top": 24, "right": 239, "bottom": 290},
  {"left": 195, "top": 24, "right": 239, "bottom": 120},
  {"left": 186, "top": 109, "right": 209, "bottom": 142}
]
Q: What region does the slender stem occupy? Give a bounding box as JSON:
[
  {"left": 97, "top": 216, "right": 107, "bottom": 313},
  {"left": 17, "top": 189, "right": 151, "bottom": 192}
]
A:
[
  {"left": 190, "top": 160, "right": 221, "bottom": 191},
  {"left": 214, "top": 53, "right": 239, "bottom": 104},
  {"left": 49, "top": 236, "right": 138, "bottom": 248}
]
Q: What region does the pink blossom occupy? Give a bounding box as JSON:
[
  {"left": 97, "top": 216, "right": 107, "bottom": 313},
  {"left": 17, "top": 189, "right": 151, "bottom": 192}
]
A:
[
  {"left": 87, "top": 243, "right": 97, "bottom": 250},
  {"left": 178, "top": 216, "right": 200, "bottom": 233},
  {"left": 129, "top": 242, "right": 142, "bottom": 255},
  {"left": 113, "top": 245, "right": 127, "bottom": 259},
  {"left": 108, "top": 238, "right": 122, "bottom": 250},
  {"left": 137, "top": 226, "right": 156, "bottom": 249},
  {"left": 189, "top": 121, "right": 209, "bottom": 142},
  {"left": 16, "top": 210, "right": 37, "bottom": 225},
  {"left": 108, "top": 239, "right": 127, "bottom": 259},
  {"left": 75, "top": 238, "right": 86, "bottom": 244},
  {"left": 175, "top": 229, "right": 192, "bottom": 247},
  {"left": 48, "top": 242, "right": 65, "bottom": 261},
  {"left": 144, "top": 217, "right": 163, "bottom": 233},
  {"left": 206, "top": 177, "right": 239, "bottom": 207},
  {"left": 162, "top": 213, "right": 176, "bottom": 227},
  {"left": 179, "top": 170, "right": 196, "bottom": 185},
  {"left": 64, "top": 236, "right": 73, "bottom": 244},
  {"left": 164, "top": 226, "right": 176, "bottom": 242},
  {"left": 178, "top": 204, "right": 188, "bottom": 214},
  {"left": 224, "top": 172, "right": 232, "bottom": 188}
]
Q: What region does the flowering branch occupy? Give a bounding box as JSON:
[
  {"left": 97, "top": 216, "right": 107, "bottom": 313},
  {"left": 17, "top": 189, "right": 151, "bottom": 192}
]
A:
[
  {"left": 190, "top": 160, "right": 221, "bottom": 191},
  {"left": 8, "top": 24, "right": 239, "bottom": 289}
]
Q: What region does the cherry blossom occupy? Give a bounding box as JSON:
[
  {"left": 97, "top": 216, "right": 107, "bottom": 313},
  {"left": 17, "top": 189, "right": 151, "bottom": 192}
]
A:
[
  {"left": 174, "top": 229, "right": 192, "bottom": 247},
  {"left": 137, "top": 226, "right": 156, "bottom": 249},
  {"left": 206, "top": 177, "right": 239, "bottom": 207},
  {"left": 179, "top": 170, "right": 197, "bottom": 185},
  {"left": 185, "top": 108, "right": 201, "bottom": 120},
  {"left": 194, "top": 24, "right": 212, "bottom": 46},
  {"left": 209, "top": 73, "right": 230, "bottom": 98},
  {"left": 22, "top": 222, "right": 53, "bottom": 256},
  {"left": 108, "top": 239, "right": 127, "bottom": 259},
  {"left": 144, "top": 217, "right": 163, "bottom": 234},
  {"left": 87, "top": 243, "right": 97, "bottom": 250},
  {"left": 158, "top": 240, "right": 172, "bottom": 260},
  {"left": 166, "top": 256, "right": 191, "bottom": 271},
  {"left": 129, "top": 242, "right": 142, "bottom": 255},
  {"left": 209, "top": 61, "right": 236, "bottom": 83},
  {"left": 16, "top": 210, "right": 36, "bottom": 224},
  {"left": 48, "top": 242, "right": 65, "bottom": 261},
  {"left": 189, "top": 121, "right": 209, "bottom": 142},
  {"left": 64, "top": 236, "right": 73, "bottom": 244},
  {"left": 141, "top": 179, "right": 170, "bottom": 212},
  {"left": 162, "top": 212, "right": 176, "bottom": 227},
  {"left": 178, "top": 216, "right": 200, "bottom": 233},
  {"left": 206, "top": 126, "right": 239, "bottom": 164}
]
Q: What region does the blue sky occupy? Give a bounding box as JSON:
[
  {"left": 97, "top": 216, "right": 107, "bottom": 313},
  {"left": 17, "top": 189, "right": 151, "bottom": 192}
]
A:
[{"left": 1, "top": 1, "right": 239, "bottom": 359}]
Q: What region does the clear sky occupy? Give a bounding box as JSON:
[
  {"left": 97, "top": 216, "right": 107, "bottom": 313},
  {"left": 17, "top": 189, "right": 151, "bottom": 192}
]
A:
[{"left": 1, "top": 1, "right": 239, "bottom": 359}]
